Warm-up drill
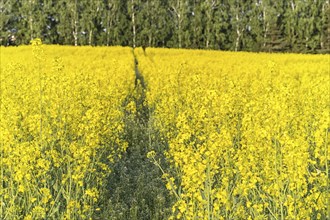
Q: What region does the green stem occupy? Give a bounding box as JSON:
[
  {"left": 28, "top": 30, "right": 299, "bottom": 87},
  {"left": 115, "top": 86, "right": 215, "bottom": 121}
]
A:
[
  {"left": 325, "top": 129, "right": 329, "bottom": 218},
  {"left": 151, "top": 156, "right": 181, "bottom": 201},
  {"left": 206, "top": 160, "right": 212, "bottom": 220}
]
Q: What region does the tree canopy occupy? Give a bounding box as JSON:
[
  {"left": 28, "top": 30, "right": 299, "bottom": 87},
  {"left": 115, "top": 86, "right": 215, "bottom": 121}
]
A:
[{"left": 1, "top": 0, "right": 329, "bottom": 53}]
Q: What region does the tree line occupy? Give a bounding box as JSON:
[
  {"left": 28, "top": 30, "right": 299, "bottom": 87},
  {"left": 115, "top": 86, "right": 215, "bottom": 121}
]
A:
[{"left": 1, "top": 0, "right": 329, "bottom": 53}]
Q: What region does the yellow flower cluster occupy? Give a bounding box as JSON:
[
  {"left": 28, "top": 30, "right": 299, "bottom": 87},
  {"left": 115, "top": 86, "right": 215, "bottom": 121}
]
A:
[
  {"left": 1, "top": 42, "right": 134, "bottom": 219},
  {"left": 1, "top": 43, "right": 328, "bottom": 219},
  {"left": 137, "top": 48, "right": 329, "bottom": 219}
]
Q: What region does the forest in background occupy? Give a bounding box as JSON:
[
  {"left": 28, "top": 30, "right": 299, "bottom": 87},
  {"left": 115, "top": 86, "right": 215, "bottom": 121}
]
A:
[{"left": 1, "top": 0, "right": 330, "bottom": 53}]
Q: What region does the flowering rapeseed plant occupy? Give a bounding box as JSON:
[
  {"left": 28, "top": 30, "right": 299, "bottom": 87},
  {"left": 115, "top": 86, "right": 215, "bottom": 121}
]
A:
[
  {"left": 1, "top": 44, "right": 328, "bottom": 219},
  {"left": 138, "top": 48, "right": 329, "bottom": 219},
  {"left": 0, "top": 43, "right": 134, "bottom": 219}
]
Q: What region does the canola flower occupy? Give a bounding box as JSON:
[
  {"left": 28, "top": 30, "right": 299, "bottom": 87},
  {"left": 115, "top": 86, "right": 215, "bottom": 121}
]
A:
[
  {"left": 1, "top": 42, "right": 329, "bottom": 219},
  {"left": 136, "top": 48, "right": 330, "bottom": 219},
  {"left": 0, "top": 40, "right": 135, "bottom": 219}
]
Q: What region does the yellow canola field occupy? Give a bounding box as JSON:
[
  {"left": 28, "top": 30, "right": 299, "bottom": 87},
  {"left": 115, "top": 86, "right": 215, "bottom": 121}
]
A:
[
  {"left": 1, "top": 43, "right": 329, "bottom": 220},
  {"left": 137, "top": 48, "right": 330, "bottom": 219},
  {"left": 0, "top": 42, "right": 134, "bottom": 219}
]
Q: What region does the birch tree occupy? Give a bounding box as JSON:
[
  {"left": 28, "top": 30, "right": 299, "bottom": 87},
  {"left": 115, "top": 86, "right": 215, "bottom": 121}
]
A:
[
  {"left": 168, "top": 0, "right": 190, "bottom": 48},
  {"left": 228, "top": 0, "right": 249, "bottom": 51}
]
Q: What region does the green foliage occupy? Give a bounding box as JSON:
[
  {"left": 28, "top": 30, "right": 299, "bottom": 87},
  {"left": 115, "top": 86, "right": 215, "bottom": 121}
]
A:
[
  {"left": 101, "top": 53, "right": 173, "bottom": 219},
  {"left": 1, "top": 1, "right": 328, "bottom": 54}
]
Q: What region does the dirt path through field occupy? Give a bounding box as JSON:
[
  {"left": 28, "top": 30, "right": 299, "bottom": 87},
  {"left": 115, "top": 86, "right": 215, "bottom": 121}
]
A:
[{"left": 101, "top": 48, "right": 172, "bottom": 220}]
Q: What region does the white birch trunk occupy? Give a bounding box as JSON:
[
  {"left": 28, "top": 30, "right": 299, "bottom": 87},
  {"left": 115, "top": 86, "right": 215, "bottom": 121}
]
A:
[
  {"left": 262, "top": 6, "right": 268, "bottom": 48},
  {"left": 89, "top": 30, "right": 92, "bottom": 46},
  {"left": 235, "top": 13, "right": 241, "bottom": 51},
  {"left": 131, "top": 0, "right": 136, "bottom": 48},
  {"left": 73, "top": 0, "right": 78, "bottom": 46}
]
